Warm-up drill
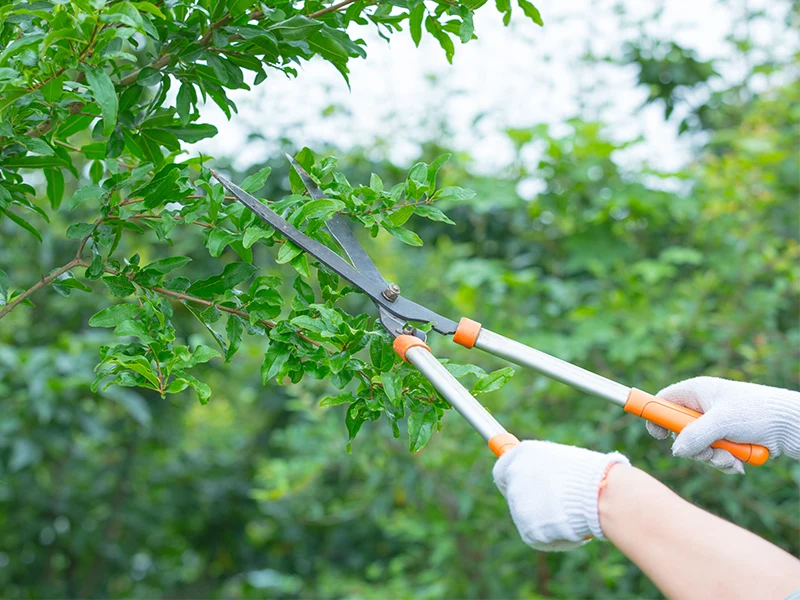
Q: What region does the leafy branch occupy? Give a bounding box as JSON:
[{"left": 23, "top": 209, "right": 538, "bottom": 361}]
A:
[{"left": 0, "top": 0, "right": 534, "bottom": 451}]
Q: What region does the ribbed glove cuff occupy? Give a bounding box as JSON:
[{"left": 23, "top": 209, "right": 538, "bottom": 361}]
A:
[
  {"left": 764, "top": 389, "right": 800, "bottom": 460},
  {"left": 562, "top": 451, "right": 630, "bottom": 540}
]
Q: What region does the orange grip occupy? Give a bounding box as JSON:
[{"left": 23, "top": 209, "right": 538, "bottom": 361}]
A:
[
  {"left": 624, "top": 388, "right": 770, "bottom": 466},
  {"left": 488, "top": 433, "right": 520, "bottom": 457},
  {"left": 393, "top": 334, "right": 431, "bottom": 363},
  {"left": 453, "top": 317, "right": 482, "bottom": 349}
]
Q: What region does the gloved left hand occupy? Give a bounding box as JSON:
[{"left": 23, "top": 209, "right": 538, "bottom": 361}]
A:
[{"left": 493, "top": 440, "right": 630, "bottom": 552}]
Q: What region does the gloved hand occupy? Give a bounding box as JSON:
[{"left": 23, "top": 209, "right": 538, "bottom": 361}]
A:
[
  {"left": 493, "top": 440, "right": 630, "bottom": 552},
  {"left": 648, "top": 377, "right": 800, "bottom": 474}
]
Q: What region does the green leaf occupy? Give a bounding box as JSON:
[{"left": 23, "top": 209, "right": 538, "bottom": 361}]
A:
[
  {"left": 20, "top": 136, "right": 54, "bottom": 156},
  {"left": 136, "top": 66, "right": 161, "bottom": 87},
  {"left": 276, "top": 242, "right": 302, "bottom": 264},
  {"left": 445, "top": 363, "right": 486, "bottom": 378},
  {"left": 188, "top": 344, "right": 221, "bottom": 367},
  {"left": 496, "top": 0, "right": 512, "bottom": 24},
  {"left": 186, "top": 262, "right": 257, "bottom": 299},
  {"left": 176, "top": 82, "right": 194, "bottom": 125},
  {"left": 52, "top": 272, "right": 92, "bottom": 297},
  {"left": 370, "top": 337, "right": 395, "bottom": 371},
  {"left": 261, "top": 343, "right": 292, "bottom": 383},
  {"left": 473, "top": 367, "right": 515, "bottom": 394},
  {"left": 345, "top": 402, "right": 365, "bottom": 441},
  {"left": 435, "top": 186, "right": 476, "bottom": 202},
  {"left": 162, "top": 123, "right": 217, "bottom": 143},
  {"left": 386, "top": 227, "right": 423, "bottom": 247},
  {"left": 66, "top": 223, "right": 95, "bottom": 239},
  {"left": 380, "top": 372, "right": 404, "bottom": 406},
  {"left": 225, "top": 315, "right": 243, "bottom": 362},
  {"left": 267, "top": 15, "right": 324, "bottom": 42},
  {"left": 290, "top": 253, "right": 309, "bottom": 278},
  {"left": 425, "top": 16, "right": 454, "bottom": 63},
  {"left": 409, "top": 3, "right": 424, "bottom": 46},
  {"left": 132, "top": 1, "right": 165, "bottom": 19},
  {"left": 408, "top": 408, "right": 437, "bottom": 452},
  {"left": 40, "top": 75, "right": 64, "bottom": 103},
  {"left": 426, "top": 153, "right": 450, "bottom": 188},
  {"left": 165, "top": 378, "right": 189, "bottom": 394},
  {"left": 243, "top": 226, "right": 274, "bottom": 249},
  {"left": 85, "top": 249, "right": 105, "bottom": 280},
  {"left": 5, "top": 211, "right": 42, "bottom": 242},
  {"left": 69, "top": 184, "right": 104, "bottom": 211},
  {"left": 207, "top": 229, "right": 237, "bottom": 257},
  {"left": 408, "top": 162, "right": 428, "bottom": 187},
  {"left": 320, "top": 391, "right": 356, "bottom": 407},
  {"left": 88, "top": 304, "right": 141, "bottom": 327},
  {"left": 388, "top": 205, "right": 414, "bottom": 227},
  {"left": 186, "top": 305, "right": 228, "bottom": 354},
  {"left": 460, "top": 13, "right": 475, "bottom": 43},
  {"left": 241, "top": 166, "right": 272, "bottom": 193},
  {"left": 0, "top": 269, "right": 7, "bottom": 303},
  {"left": 141, "top": 256, "right": 191, "bottom": 275},
  {"left": 414, "top": 205, "right": 455, "bottom": 224},
  {"left": 517, "top": 0, "right": 543, "bottom": 26},
  {"left": 113, "top": 319, "right": 154, "bottom": 343},
  {"left": 102, "top": 274, "right": 136, "bottom": 297},
  {"left": 182, "top": 374, "right": 212, "bottom": 404},
  {"left": 1, "top": 155, "right": 69, "bottom": 169},
  {"left": 294, "top": 198, "right": 345, "bottom": 225},
  {"left": 45, "top": 168, "right": 65, "bottom": 209},
  {"left": 83, "top": 65, "right": 118, "bottom": 136}
]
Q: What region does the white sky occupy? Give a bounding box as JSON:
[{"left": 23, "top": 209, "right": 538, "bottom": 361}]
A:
[{"left": 191, "top": 0, "right": 795, "bottom": 175}]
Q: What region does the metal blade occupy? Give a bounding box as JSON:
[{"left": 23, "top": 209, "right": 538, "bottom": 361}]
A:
[
  {"left": 378, "top": 306, "right": 427, "bottom": 342},
  {"left": 209, "top": 169, "right": 459, "bottom": 335},
  {"left": 284, "top": 154, "right": 387, "bottom": 287}
]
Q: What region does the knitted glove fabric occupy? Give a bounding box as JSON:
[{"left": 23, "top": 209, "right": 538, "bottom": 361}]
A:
[
  {"left": 648, "top": 377, "right": 800, "bottom": 474},
  {"left": 493, "top": 440, "right": 630, "bottom": 552}
]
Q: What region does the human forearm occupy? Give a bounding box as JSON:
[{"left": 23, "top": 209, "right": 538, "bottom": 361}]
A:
[{"left": 599, "top": 465, "right": 800, "bottom": 600}]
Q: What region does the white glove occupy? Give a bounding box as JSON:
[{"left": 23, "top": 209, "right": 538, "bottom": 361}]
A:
[
  {"left": 648, "top": 377, "right": 800, "bottom": 475},
  {"left": 493, "top": 440, "right": 630, "bottom": 552}
]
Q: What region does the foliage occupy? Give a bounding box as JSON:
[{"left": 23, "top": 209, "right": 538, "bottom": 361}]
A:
[
  {"left": 0, "top": 2, "right": 797, "bottom": 598},
  {"left": 0, "top": 0, "right": 542, "bottom": 450},
  {"left": 0, "top": 67, "right": 797, "bottom": 596}
]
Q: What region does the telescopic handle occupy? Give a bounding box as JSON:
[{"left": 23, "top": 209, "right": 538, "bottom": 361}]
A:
[
  {"left": 624, "top": 389, "right": 769, "bottom": 465},
  {"left": 453, "top": 319, "right": 769, "bottom": 466},
  {"left": 393, "top": 335, "right": 520, "bottom": 457}
]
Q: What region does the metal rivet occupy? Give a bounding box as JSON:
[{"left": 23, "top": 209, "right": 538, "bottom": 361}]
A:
[{"left": 382, "top": 283, "right": 401, "bottom": 302}]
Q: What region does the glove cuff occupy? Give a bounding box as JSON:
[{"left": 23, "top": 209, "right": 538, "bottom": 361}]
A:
[
  {"left": 765, "top": 389, "right": 800, "bottom": 460},
  {"left": 562, "top": 451, "right": 630, "bottom": 541}
]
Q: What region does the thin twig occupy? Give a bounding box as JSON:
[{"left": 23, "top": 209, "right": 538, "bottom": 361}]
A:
[
  {"left": 29, "top": 22, "right": 99, "bottom": 93},
  {"left": 0, "top": 259, "right": 80, "bottom": 320},
  {"left": 308, "top": 0, "right": 362, "bottom": 18},
  {"left": 105, "top": 214, "right": 214, "bottom": 229},
  {"left": 361, "top": 197, "right": 434, "bottom": 216}
]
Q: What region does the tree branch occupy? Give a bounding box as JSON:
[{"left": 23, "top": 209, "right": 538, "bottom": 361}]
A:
[
  {"left": 308, "top": 0, "right": 362, "bottom": 18},
  {"left": 105, "top": 214, "right": 214, "bottom": 229},
  {"left": 118, "top": 9, "right": 265, "bottom": 87},
  {"left": 0, "top": 259, "right": 81, "bottom": 320}
]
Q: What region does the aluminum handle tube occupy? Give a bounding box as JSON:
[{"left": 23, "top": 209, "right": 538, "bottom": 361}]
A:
[
  {"left": 473, "top": 328, "right": 631, "bottom": 407},
  {"left": 404, "top": 345, "right": 507, "bottom": 442}
]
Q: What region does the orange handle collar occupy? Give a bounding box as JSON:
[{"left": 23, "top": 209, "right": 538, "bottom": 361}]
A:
[
  {"left": 488, "top": 433, "right": 520, "bottom": 457},
  {"left": 624, "top": 388, "right": 770, "bottom": 466}
]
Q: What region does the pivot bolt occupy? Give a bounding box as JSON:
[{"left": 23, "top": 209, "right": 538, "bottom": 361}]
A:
[{"left": 382, "top": 283, "right": 401, "bottom": 302}]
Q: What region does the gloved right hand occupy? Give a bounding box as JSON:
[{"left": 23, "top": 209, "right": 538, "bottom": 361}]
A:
[{"left": 648, "top": 377, "right": 800, "bottom": 474}]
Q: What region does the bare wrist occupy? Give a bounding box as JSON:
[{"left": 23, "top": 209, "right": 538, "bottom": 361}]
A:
[{"left": 597, "top": 463, "right": 643, "bottom": 541}]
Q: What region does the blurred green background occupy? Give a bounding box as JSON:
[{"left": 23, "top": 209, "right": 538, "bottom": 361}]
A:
[{"left": 0, "top": 2, "right": 798, "bottom": 598}]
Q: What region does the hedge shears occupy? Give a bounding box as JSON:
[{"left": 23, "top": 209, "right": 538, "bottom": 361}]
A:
[{"left": 210, "top": 160, "right": 769, "bottom": 465}]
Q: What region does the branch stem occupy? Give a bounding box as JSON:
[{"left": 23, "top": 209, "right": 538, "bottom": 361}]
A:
[
  {"left": 0, "top": 259, "right": 81, "bottom": 320},
  {"left": 308, "top": 0, "right": 362, "bottom": 18}
]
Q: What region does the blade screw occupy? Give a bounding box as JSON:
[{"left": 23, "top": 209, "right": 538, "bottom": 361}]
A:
[{"left": 382, "top": 283, "right": 401, "bottom": 302}]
